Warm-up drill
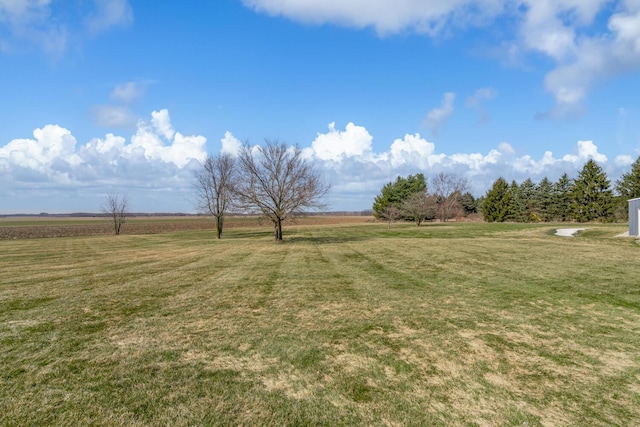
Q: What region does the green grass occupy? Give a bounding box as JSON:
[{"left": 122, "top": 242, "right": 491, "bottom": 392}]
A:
[{"left": 1, "top": 221, "right": 640, "bottom": 426}]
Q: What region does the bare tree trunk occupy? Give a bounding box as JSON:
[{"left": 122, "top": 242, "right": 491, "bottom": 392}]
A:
[
  {"left": 274, "top": 218, "right": 283, "bottom": 241},
  {"left": 216, "top": 215, "right": 224, "bottom": 239}
]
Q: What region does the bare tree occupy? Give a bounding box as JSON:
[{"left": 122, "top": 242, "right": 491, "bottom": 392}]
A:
[
  {"left": 235, "top": 140, "right": 329, "bottom": 241},
  {"left": 401, "top": 191, "right": 437, "bottom": 226},
  {"left": 101, "top": 194, "right": 128, "bottom": 235},
  {"left": 379, "top": 205, "right": 402, "bottom": 229},
  {"left": 194, "top": 153, "right": 236, "bottom": 239},
  {"left": 431, "top": 172, "right": 470, "bottom": 222}
]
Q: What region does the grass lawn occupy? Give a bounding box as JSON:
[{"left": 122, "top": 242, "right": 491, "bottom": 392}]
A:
[{"left": 1, "top": 221, "right": 639, "bottom": 426}]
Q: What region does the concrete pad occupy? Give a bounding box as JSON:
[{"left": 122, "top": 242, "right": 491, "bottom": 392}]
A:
[{"left": 555, "top": 228, "right": 586, "bottom": 237}]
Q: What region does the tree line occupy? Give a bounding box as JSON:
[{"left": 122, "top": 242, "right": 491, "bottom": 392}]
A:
[
  {"left": 372, "top": 156, "right": 640, "bottom": 225},
  {"left": 372, "top": 172, "right": 477, "bottom": 226},
  {"left": 482, "top": 157, "right": 640, "bottom": 223}
]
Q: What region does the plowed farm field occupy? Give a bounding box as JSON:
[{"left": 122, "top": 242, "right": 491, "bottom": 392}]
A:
[{"left": 0, "top": 215, "right": 372, "bottom": 239}]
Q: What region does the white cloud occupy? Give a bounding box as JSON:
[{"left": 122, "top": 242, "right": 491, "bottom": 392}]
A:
[
  {"left": 0, "top": 110, "right": 207, "bottom": 207},
  {"left": 465, "top": 87, "right": 497, "bottom": 108},
  {"left": 129, "top": 110, "right": 205, "bottom": 168},
  {"left": 0, "top": 124, "right": 80, "bottom": 173},
  {"left": 244, "top": 0, "right": 640, "bottom": 118},
  {"left": 150, "top": 109, "right": 175, "bottom": 140},
  {"left": 562, "top": 140, "right": 607, "bottom": 163},
  {"left": 615, "top": 154, "right": 634, "bottom": 166},
  {"left": 497, "top": 142, "right": 515, "bottom": 155},
  {"left": 466, "top": 87, "right": 497, "bottom": 123},
  {"left": 242, "top": 0, "right": 507, "bottom": 36},
  {"left": 1, "top": 118, "right": 635, "bottom": 213},
  {"left": 309, "top": 121, "right": 374, "bottom": 161},
  {"left": 0, "top": 0, "right": 132, "bottom": 54},
  {"left": 221, "top": 131, "right": 243, "bottom": 156},
  {"left": 85, "top": 0, "right": 133, "bottom": 35},
  {"left": 424, "top": 92, "right": 455, "bottom": 137},
  {"left": 110, "top": 81, "right": 144, "bottom": 103},
  {"left": 387, "top": 133, "right": 444, "bottom": 168},
  {"left": 92, "top": 105, "right": 137, "bottom": 128},
  {"left": 300, "top": 121, "right": 628, "bottom": 210}
]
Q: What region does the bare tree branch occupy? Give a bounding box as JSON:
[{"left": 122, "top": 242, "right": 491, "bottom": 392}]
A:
[
  {"left": 431, "top": 172, "right": 469, "bottom": 222},
  {"left": 193, "top": 153, "right": 236, "bottom": 239},
  {"left": 101, "top": 193, "right": 128, "bottom": 235},
  {"left": 235, "top": 140, "right": 329, "bottom": 240}
]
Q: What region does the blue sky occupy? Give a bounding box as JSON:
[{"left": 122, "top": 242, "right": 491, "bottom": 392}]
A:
[{"left": 1, "top": 0, "right": 640, "bottom": 213}]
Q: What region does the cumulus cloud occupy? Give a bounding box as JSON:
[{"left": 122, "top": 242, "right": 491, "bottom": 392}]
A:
[
  {"left": 423, "top": 92, "right": 455, "bottom": 137},
  {"left": 300, "top": 121, "right": 627, "bottom": 210},
  {"left": 243, "top": 0, "right": 640, "bottom": 118},
  {"left": 1, "top": 117, "right": 635, "bottom": 213},
  {"left": 0, "top": 109, "right": 206, "bottom": 212},
  {"left": 221, "top": 131, "right": 243, "bottom": 156},
  {"left": 309, "top": 122, "right": 374, "bottom": 161}
]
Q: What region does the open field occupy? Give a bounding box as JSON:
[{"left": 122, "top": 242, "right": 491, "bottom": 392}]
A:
[
  {"left": 0, "top": 215, "right": 371, "bottom": 239},
  {"left": 1, "top": 220, "right": 640, "bottom": 425}
]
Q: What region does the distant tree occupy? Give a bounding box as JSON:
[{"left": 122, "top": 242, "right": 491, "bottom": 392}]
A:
[
  {"left": 431, "top": 172, "right": 469, "bottom": 222},
  {"left": 615, "top": 156, "right": 640, "bottom": 220},
  {"left": 459, "top": 192, "right": 477, "bottom": 216},
  {"left": 519, "top": 178, "right": 538, "bottom": 222},
  {"left": 235, "top": 140, "right": 329, "bottom": 241},
  {"left": 616, "top": 156, "right": 640, "bottom": 200},
  {"left": 373, "top": 174, "right": 427, "bottom": 219},
  {"left": 101, "top": 193, "right": 129, "bottom": 235},
  {"left": 506, "top": 180, "right": 523, "bottom": 222},
  {"left": 552, "top": 173, "right": 573, "bottom": 221},
  {"left": 194, "top": 153, "right": 236, "bottom": 239},
  {"left": 482, "top": 177, "right": 511, "bottom": 222},
  {"left": 571, "top": 160, "right": 614, "bottom": 222},
  {"left": 401, "top": 191, "right": 437, "bottom": 226},
  {"left": 379, "top": 205, "right": 403, "bottom": 229},
  {"left": 533, "top": 177, "right": 554, "bottom": 221}
]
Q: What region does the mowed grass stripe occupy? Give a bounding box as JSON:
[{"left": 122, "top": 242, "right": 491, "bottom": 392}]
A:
[{"left": 1, "top": 222, "right": 640, "bottom": 426}]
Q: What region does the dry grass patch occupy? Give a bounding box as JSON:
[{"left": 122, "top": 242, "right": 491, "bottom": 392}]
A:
[{"left": 1, "top": 221, "right": 639, "bottom": 425}]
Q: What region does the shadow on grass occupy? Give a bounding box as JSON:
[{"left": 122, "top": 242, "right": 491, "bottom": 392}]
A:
[{"left": 282, "top": 235, "right": 369, "bottom": 244}]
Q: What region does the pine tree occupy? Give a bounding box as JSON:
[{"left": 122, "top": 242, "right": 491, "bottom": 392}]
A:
[
  {"left": 373, "top": 174, "right": 427, "bottom": 219},
  {"left": 571, "top": 160, "right": 614, "bottom": 222},
  {"left": 616, "top": 156, "right": 640, "bottom": 200},
  {"left": 552, "top": 173, "right": 573, "bottom": 221},
  {"left": 533, "top": 177, "right": 554, "bottom": 221},
  {"left": 459, "top": 192, "right": 477, "bottom": 216},
  {"left": 615, "top": 156, "right": 640, "bottom": 220},
  {"left": 483, "top": 177, "right": 511, "bottom": 222}
]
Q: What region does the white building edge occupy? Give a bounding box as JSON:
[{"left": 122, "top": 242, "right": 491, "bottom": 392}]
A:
[{"left": 629, "top": 197, "right": 640, "bottom": 237}]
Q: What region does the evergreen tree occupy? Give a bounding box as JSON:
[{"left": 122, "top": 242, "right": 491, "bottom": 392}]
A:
[
  {"left": 519, "top": 178, "right": 537, "bottom": 222},
  {"left": 616, "top": 156, "right": 640, "bottom": 200},
  {"left": 615, "top": 156, "right": 640, "bottom": 220},
  {"left": 483, "top": 177, "right": 511, "bottom": 222},
  {"left": 533, "top": 177, "right": 554, "bottom": 221},
  {"left": 373, "top": 173, "right": 427, "bottom": 219},
  {"left": 552, "top": 173, "right": 573, "bottom": 221},
  {"left": 506, "top": 180, "right": 523, "bottom": 222},
  {"left": 459, "top": 192, "right": 477, "bottom": 216},
  {"left": 571, "top": 160, "right": 614, "bottom": 222}
]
